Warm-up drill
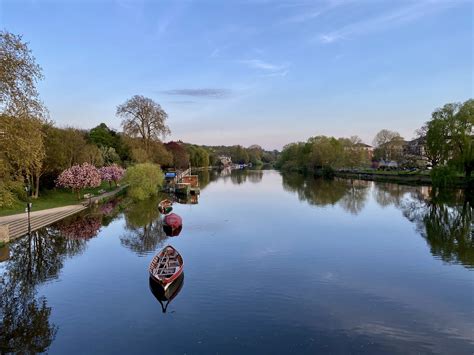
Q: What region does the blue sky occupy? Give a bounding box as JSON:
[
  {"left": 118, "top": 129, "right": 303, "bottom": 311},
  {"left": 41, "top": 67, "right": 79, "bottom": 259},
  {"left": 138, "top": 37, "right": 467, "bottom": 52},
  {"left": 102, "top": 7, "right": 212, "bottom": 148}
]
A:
[{"left": 1, "top": 0, "right": 472, "bottom": 150}]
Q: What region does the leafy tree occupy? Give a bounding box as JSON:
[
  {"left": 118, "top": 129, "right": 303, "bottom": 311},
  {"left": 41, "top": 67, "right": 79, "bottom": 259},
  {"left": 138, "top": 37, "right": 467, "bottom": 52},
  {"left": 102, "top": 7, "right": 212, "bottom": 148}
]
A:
[
  {"left": 55, "top": 163, "right": 101, "bottom": 199},
  {"left": 0, "top": 31, "right": 44, "bottom": 117},
  {"left": 164, "top": 141, "right": 190, "bottom": 169},
  {"left": 0, "top": 115, "right": 45, "bottom": 198},
  {"left": 423, "top": 99, "right": 474, "bottom": 178},
  {"left": 187, "top": 145, "right": 210, "bottom": 167},
  {"left": 123, "top": 163, "right": 164, "bottom": 201},
  {"left": 116, "top": 95, "right": 170, "bottom": 155}
]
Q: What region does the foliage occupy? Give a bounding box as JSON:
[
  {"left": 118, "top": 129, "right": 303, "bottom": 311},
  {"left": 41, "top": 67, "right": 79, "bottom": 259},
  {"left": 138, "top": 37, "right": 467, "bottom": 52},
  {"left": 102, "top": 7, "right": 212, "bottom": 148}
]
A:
[
  {"left": 55, "top": 163, "right": 101, "bottom": 199},
  {"left": 0, "top": 31, "right": 45, "bottom": 117},
  {"left": 116, "top": 95, "right": 170, "bottom": 155},
  {"left": 277, "top": 135, "right": 369, "bottom": 175},
  {"left": 431, "top": 165, "right": 459, "bottom": 188},
  {"left": 164, "top": 141, "right": 190, "bottom": 168},
  {"left": 99, "top": 164, "right": 125, "bottom": 187},
  {"left": 123, "top": 163, "right": 164, "bottom": 201},
  {"left": 124, "top": 136, "right": 172, "bottom": 166},
  {"left": 422, "top": 99, "right": 474, "bottom": 177},
  {"left": 187, "top": 145, "right": 210, "bottom": 167},
  {"left": 0, "top": 115, "right": 45, "bottom": 197}
]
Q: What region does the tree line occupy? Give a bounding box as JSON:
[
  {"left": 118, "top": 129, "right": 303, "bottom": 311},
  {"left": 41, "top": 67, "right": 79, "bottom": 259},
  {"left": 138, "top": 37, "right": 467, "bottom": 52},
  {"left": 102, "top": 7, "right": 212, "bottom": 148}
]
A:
[
  {"left": 277, "top": 99, "right": 473, "bottom": 185},
  {"left": 0, "top": 31, "right": 278, "bottom": 207}
]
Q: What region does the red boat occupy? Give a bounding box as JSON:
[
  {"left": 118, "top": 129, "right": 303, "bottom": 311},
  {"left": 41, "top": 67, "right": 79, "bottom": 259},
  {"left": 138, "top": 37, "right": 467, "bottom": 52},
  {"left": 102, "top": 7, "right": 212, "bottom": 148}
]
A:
[
  {"left": 149, "top": 245, "right": 184, "bottom": 290},
  {"left": 163, "top": 213, "right": 182, "bottom": 231}
]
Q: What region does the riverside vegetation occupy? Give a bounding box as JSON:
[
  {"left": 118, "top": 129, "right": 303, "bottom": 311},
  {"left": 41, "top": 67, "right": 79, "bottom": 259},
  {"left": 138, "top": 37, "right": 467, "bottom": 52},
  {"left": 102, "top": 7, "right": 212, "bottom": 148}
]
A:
[{"left": 0, "top": 31, "right": 277, "bottom": 213}]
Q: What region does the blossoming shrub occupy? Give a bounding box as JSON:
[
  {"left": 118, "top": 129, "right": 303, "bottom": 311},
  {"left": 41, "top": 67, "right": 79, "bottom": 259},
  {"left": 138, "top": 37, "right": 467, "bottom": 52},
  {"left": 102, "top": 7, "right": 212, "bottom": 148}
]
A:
[
  {"left": 56, "top": 163, "right": 101, "bottom": 199},
  {"left": 99, "top": 164, "right": 125, "bottom": 188}
]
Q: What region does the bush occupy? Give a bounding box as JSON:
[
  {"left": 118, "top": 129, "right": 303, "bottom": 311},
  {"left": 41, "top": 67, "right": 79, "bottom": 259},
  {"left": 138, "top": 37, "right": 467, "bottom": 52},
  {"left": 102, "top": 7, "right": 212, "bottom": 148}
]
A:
[
  {"left": 431, "top": 165, "right": 458, "bottom": 187},
  {"left": 124, "top": 163, "right": 164, "bottom": 201}
]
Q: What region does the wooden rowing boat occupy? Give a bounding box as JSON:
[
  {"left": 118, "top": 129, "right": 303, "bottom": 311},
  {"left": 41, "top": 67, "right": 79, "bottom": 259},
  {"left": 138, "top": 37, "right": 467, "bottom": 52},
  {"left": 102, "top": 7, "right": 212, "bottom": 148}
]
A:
[
  {"left": 149, "top": 245, "right": 184, "bottom": 290},
  {"left": 158, "top": 199, "right": 173, "bottom": 214},
  {"left": 149, "top": 273, "right": 184, "bottom": 313}
]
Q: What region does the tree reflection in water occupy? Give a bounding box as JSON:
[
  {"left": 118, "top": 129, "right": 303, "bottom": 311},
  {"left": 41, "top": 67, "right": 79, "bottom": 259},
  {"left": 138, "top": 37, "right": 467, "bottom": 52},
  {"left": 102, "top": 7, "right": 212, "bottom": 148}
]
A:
[
  {"left": 281, "top": 172, "right": 473, "bottom": 269},
  {"left": 120, "top": 196, "right": 169, "bottom": 256},
  {"left": 282, "top": 173, "right": 369, "bottom": 211},
  {"left": 56, "top": 214, "right": 103, "bottom": 240},
  {"left": 1, "top": 227, "right": 89, "bottom": 353},
  {"left": 401, "top": 189, "right": 473, "bottom": 268}
]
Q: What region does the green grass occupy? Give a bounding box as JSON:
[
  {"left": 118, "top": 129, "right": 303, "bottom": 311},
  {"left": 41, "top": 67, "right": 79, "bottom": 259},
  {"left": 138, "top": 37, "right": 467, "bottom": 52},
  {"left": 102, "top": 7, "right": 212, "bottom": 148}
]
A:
[{"left": 0, "top": 182, "right": 117, "bottom": 217}]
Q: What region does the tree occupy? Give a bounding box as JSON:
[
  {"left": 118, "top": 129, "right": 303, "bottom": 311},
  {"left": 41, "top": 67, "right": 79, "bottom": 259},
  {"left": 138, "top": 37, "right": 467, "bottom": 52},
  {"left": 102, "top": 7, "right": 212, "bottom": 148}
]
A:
[
  {"left": 373, "top": 129, "right": 404, "bottom": 162},
  {"left": 164, "top": 141, "right": 189, "bottom": 169},
  {"left": 424, "top": 99, "right": 474, "bottom": 178},
  {"left": 123, "top": 163, "right": 164, "bottom": 201},
  {"left": 99, "top": 164, "right": 125, "bottom": 187},
  {"left": 187, "top": 145, "right": 210, "bottom": 167},
  {"left": 55, "top": 163, "right": 101, "bottom": 199},
  {"left": 0, "top": 31, "right": 45, "bottom": 117},
  {"left": 116, "top": 95, "right": 170, "bottom": 155},
  {"left": 0, "top": 115, "right": 45, "bottom": 198}
]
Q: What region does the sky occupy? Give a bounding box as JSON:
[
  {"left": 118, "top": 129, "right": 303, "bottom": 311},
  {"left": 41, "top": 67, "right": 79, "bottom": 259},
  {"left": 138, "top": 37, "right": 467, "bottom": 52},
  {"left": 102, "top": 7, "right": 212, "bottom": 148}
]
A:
[{"left": 1, "top": 0, "right": 472, "bottom": 150}]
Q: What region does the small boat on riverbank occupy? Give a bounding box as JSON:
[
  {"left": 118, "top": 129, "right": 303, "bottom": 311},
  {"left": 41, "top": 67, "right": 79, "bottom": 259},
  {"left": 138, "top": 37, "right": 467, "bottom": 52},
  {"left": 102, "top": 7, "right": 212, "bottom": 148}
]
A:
[
  {"left": 149, "top": 245, "right": 184, "bottom": 290},
  {"left": 158, "top": 199, "right": 173, "bottom": 214}
]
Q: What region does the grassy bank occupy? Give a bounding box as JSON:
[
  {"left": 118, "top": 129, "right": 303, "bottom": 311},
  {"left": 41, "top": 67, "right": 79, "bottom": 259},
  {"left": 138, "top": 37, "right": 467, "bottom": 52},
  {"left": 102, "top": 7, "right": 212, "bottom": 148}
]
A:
[
  {"left": 0, "top": 182, "right": 118, "bottom": 217},
  {"left": 334, "top": 170, "right": 468, "bottom": 187}
]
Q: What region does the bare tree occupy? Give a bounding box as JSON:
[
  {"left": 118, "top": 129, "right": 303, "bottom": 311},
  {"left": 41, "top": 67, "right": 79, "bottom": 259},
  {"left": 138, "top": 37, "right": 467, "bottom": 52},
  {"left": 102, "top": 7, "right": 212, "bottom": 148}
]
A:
[
  {"left": 116, "top": 95, "right": 170, "bottom": 155},
  {"left": 372, "top": 129, "right": 401, "bottom": 148}
]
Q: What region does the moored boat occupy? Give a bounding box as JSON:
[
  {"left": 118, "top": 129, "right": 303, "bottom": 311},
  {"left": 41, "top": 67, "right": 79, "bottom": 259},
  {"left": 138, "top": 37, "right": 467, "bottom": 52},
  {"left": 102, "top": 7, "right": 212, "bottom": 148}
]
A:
[
  {"left": 158, "top": 199, "right": 173, "bottom": 214},
  {"left": 149, "top": 245, "right": 184, "bottom": 290},
  {"left": 163, "top": 213, "right": 182, "bottom": 231}
]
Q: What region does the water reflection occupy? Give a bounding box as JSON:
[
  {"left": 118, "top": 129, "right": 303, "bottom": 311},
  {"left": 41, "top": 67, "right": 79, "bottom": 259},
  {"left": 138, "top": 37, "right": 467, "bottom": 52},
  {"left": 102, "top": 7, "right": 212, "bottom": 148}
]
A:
[
  {"left": 149, "top": 273, "right": 185, "bottom": 313},
  {"left": 120, "top": 196, "right": 169, "bottom": 256},
  {"left": 56, "top": 214, "right": 102, "bottom": 240},
  {"left": 281, "top": 173, "right": 474, "bottom": 269},
  {"left": 0, "top": 228, "right": 89, "bottom": 353},
  {"left": 282, "top": 174, "right": 368, "bottom": 208},
  {"left": 401, "top": 190, "right": 473, "bottom": 268}
]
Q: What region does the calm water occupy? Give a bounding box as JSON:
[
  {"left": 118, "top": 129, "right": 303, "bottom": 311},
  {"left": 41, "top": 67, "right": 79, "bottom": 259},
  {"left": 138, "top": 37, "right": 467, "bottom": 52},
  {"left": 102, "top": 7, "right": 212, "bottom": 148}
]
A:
[{"left": 1, "top": 170, "right": 473, "bottom": 354}]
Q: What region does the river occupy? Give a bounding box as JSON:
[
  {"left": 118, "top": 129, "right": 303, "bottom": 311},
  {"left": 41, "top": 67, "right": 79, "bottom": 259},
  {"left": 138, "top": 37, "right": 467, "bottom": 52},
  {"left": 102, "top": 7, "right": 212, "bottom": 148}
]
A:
[{"left": 1, "top": 169, "right": 473, "bottom": 354}]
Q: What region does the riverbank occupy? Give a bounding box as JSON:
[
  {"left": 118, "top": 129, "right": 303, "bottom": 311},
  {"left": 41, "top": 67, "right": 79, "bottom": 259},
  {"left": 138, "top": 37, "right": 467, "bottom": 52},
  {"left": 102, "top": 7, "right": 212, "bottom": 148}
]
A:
[
  {"left": 0, "top": 182, "right": 124, "bottom": 217},
  {"left": 334, "top": 170, "right": 470, "bottom": 187},
  {"left": 0, "top": 185, "right": 127, "bottom": 243}
]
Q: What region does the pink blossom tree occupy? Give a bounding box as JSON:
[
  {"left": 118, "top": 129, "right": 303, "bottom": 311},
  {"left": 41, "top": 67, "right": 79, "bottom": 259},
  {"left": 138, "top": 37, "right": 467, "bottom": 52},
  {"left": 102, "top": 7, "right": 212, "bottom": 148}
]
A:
[
  {"left": 56, "top": 163, "right": 102, "bottom": 199},
  {"left": 99, "top": 164, "right": 125, "bottom": 188}
]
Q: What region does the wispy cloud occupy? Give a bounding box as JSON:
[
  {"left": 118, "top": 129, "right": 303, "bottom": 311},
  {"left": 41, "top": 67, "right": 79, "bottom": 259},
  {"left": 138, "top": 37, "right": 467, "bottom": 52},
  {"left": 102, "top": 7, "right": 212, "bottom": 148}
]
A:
[
  {"left": 241, "top": 59, "right": 286, "bottom": 71},
  {"left": 281, "top": 0, "right": 354, "bottom": 24},
  {"left": 162, "top": 89, "right": 232, "bottom": 99},
  {"left": 240, "top": 59, "right": 289, "bottom": 77},
  {"left": 316, "top": 0, "right": 457, "bottom": 44}
]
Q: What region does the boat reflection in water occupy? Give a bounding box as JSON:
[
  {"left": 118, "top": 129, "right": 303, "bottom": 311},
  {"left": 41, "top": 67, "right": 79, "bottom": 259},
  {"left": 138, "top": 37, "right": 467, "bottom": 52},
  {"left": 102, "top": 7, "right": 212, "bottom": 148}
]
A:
[
  {"left": 149, "top": 273, "right": 185, "bottom": 313},
  {"left": 163, "top": 213, "right": 183, "bottom": 237},
  {"left": 174, "top": 194, "right": 199, "bottom": 205},
  {"left": 163, "top": 224, "right": 182, "bottom": 237}
]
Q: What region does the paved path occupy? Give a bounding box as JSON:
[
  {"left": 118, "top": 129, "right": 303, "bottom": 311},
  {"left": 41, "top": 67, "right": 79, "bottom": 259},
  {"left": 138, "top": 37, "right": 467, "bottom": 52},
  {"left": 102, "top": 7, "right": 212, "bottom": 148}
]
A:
[
  {"left": 0, "top": 185, "right": 127, "bottom": 242},
  {"left": 0, "top": 205, "right": 87, "bottom": 241}
]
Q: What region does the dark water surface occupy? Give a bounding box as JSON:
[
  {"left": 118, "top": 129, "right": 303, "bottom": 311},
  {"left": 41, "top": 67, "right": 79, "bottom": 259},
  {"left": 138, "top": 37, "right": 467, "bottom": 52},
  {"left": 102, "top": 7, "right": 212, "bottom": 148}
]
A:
[{"left": 1, "top": 170, "right": 473, "bottom": 354}]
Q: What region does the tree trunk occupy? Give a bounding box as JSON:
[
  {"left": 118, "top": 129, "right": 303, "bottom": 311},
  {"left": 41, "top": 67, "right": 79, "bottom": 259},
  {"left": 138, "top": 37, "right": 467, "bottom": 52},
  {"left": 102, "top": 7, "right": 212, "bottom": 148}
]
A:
[{"left": 33, "top": 174, "right": 40, "bottom": 199}]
